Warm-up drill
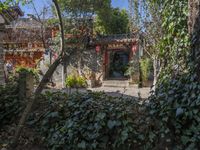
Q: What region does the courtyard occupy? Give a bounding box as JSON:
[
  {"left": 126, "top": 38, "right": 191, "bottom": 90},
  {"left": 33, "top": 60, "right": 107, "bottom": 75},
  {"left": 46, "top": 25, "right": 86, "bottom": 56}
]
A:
[
  {"left": 1, "top": 0, "right": 198, "bottom": 149},
  {"left": 46, "top": 86, "right": 151, "bottom": 99}
]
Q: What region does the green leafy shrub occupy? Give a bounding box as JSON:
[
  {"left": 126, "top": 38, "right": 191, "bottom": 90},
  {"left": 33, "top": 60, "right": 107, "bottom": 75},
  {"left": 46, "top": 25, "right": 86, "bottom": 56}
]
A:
[
  {"left": 16, "top": 66, "right": 39, "bottom": 82},
  {"left": 32, "top": 92, "right": 147, "bottom": 150},
  {"left": 125, "top": 59, "right": 139, "bottom": 76},
  {"left": 140, "top": 58, "right": 151, "bottom": 81},
  {"left": 65, "top": 75, "right": 86, "bottom": 88},
  {"left": 147, "top": 73, "right": 200, "bottom": 149},
  {"left": 0, "top": 82, "right": 23, "bottom": 127},
  {"left": 76, "top": 75, "right": 86, "bottom": 87},
  {"left": 65, "top": 75, "right": 76, "bottom": 88}
]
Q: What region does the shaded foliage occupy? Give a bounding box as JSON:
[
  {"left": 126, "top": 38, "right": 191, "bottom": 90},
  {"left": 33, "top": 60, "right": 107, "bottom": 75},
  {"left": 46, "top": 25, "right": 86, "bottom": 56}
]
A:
[
  {"left": 155, "top": 0, "right": 189, "bottom": 75},
  {"left": 15, "top": 66, "right": 40, "bottom": 82},
  {"left": 94, "top": 8, "right": 129, "bottom": 34},
  {"left": 147, "top": 72, "right": 200, "bottom": 149},
  {"left": 140, "top": 0, "right": 200, "bottom": 149},
  {"left": 140, "top": 58, "right": 151, "bottom": 81},
  {"left": 30, "top": 92, "right": 148, "bottom": 150},
  {"left": 0, "top": 82, "right": 22, "bottom": 127}
]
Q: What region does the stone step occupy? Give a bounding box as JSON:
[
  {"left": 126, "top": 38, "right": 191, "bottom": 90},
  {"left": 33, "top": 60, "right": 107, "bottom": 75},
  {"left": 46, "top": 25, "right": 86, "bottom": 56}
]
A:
[{"left": 102, "top": 80, "right": 129, "bottom": 87}]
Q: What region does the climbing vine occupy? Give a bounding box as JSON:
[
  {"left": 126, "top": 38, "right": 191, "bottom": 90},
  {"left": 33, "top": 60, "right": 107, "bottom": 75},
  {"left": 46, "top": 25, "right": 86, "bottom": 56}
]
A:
[
  {"left": 146, "top": 0, "right": 200, "bottom": 149},
  {"left": 157, "top": 0, "right": 189, "bottom": 76}
]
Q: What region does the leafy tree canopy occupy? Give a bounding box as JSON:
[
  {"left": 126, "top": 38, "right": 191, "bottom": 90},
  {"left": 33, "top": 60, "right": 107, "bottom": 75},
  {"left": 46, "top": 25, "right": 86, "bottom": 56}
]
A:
[
  {"left": 52, "top": 0, "right": 129, "bottom": 35},
  {"left": 94, "top": 8, "right": 129, "bottom": 35},
  {"left": 56, "top": 0, "right": 111, "bottom": 17},
  {"left": 0, "top": 0, "right": 29, "bottom": 8}
]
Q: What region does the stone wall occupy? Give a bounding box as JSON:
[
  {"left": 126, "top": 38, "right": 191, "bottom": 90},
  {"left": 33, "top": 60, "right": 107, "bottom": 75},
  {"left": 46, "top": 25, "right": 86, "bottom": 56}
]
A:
[
  {"left": 19, "top": 72, "right": 34, "bottom": 100},
  {"left": 39, "top": 48, "right": 103, "bottom": 87},
  {"left": 61, "top": 48, "right": 103, "bottom": 87},
  {"left": 66, "top": 49, "right": 102, "bottom": 75}
]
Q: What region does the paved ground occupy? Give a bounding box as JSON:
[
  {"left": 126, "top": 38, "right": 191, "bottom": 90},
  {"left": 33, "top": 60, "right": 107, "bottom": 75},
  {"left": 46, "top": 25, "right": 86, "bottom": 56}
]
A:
[
  {"left": 88, "top": 87, "right": 150, "bottom": 99},
  {"left": 47, "top": 86, "right": 151, "bottom": 99}
]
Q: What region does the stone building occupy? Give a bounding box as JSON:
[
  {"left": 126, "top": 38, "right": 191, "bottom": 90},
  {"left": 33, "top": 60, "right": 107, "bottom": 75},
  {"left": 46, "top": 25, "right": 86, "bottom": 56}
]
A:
[
  {"left": 0, "top": 6, "right": 23, "bottom": 84},
  {"left": 64, "top": 33, "right": 143, "bottom": 87},
  {"left": 50, "top": 20, "right": 143, "bottom": 87},
  {"left": 1, "top": 15, "right": 144, "bottom": 87}
]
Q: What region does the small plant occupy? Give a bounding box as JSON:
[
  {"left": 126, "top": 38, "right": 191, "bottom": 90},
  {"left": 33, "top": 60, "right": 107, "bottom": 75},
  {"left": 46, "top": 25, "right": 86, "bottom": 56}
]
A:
[
  {"left": 65, "top": 74, "right": 86, "bottom": 88},
  {"left": 82, "top": 67, "right": 96, "bottom": 87},
  {"left": 76, "top": 75, "right": 86, "bottom": 88},
  {"left": 65, "top": 75, "right": 76, "bottom": 88},
  {"left": 140, "top": 58, "right": 151, "bottom": 81},
  {"left": 83, "top": 67, "right": 96, "bottom": 80},
  {"left": 125, "top": 59, "right": 139, "bottom": 76}
]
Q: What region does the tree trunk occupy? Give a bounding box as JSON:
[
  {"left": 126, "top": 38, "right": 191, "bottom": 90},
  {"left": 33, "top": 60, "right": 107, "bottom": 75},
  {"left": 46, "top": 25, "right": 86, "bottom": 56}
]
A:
[
  {"left": 188, "top": 0, "right": 200, "bottom": 79},
  {"left": 152, "top": 58, "right": 157, "bottom": 91},
  {"left": 12, "top": 55, "right": 62, "bottom": 146},
  {"left": 138, "top": 60, "right": 143, "bottom": 88},
  {"left": 152, "top": 56, "right": 161, "bottom": 91},
  {"left": 12, "top": 0, "right": 65, "bottom": 146}
]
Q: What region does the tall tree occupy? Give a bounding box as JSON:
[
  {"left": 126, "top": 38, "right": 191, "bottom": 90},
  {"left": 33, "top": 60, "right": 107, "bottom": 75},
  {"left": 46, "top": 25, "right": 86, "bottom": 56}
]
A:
[
  {"left": 140, "top": 0, "right": 189, "bottom": 89},
  {"left": 12, "top": 0, "right": 113, "bottom": 144},
  {"left": 12, "top": 0, "right": 66, "bottom": 145},
  {"left": 94, "top": 8, "right": 129, "bottom": 34}
]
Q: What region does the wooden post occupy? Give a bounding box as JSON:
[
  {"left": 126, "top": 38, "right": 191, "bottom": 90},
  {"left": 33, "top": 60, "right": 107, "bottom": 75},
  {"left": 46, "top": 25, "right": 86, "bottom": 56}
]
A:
[
  {"left": 19, "top": 72, "right": 34, "bottom": 100},
  {"left": 26, "top": 73, "right": 34, "bottom": 98}
]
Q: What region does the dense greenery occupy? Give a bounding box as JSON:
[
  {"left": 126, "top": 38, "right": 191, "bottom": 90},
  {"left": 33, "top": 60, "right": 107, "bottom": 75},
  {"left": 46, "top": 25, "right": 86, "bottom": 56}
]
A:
[
  {"left": 125, "top": 59, "right": 139, "bottom": 77},
  {"left": 65, "top": 75, "right": 86, "bottom": 88},
  {"left": 58, "top": 0, "right": 111, "bottom": 16},
  {"left": 57, "top": 0, "right": 129, "bottom": 35},
  {"left": 140, "top": 58, "right": 151, "bottom": 82},
  {"left": 15, "top": 66, "right": 39, "bottom": 82},
  {"left": 144, "top": 0, "right": 200, "bottom": 149},
  {"left": 94, "top": 8, "right": 129, "bottom": 34},
  {"left": 30, "top": 92, "right": 148, "bottom": 150},
  {"left": 0, "top": 0, "right": 30, "bottom": 10},
  {"left": 56, "top": 0, "right": 111, "bottom": 35},
  {"left": 153, "top": 0, "right": 189, "bottom": 75},
  {"left": 2, "top": 0, "right": 200, "bottom": 149},
  {"left": 147, "top": 72, "right": 200, "bottom": 149},
  {"left": 0, "top": 82, "right": 22, "bottom": 127}
]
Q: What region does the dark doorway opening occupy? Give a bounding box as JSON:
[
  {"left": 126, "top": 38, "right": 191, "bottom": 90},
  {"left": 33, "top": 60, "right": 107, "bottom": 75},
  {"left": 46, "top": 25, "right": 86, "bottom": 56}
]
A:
[{"left": 108, "top": 50, "right": 129, "bottom": 79}]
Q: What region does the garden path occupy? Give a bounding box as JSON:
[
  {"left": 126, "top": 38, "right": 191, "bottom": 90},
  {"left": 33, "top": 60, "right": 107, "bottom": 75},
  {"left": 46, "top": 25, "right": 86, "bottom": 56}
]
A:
[{"left": 45, "top": 86, "right": 151, "bottom": 99}]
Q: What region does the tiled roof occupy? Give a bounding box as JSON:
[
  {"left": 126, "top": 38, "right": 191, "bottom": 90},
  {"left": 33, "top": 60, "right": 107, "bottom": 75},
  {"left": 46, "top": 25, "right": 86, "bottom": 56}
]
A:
[
  {"left": 5, "top": 18, "right": 41, "bottom": 29},
  {"left": 95, "top": 33, "right": 139, "bottom": 44},
  {"left": 4, "top": 48, "right": 45, "bottom": 52}
]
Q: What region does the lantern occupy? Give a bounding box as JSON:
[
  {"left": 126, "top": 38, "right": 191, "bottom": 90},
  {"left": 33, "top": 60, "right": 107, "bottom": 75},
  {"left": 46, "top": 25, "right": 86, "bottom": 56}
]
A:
[
  {"left": 95, "top": 45, "right": 101, "bottom": 53},
  {"left": 132, "top": 45, "right": 138, "bottom": 53}
]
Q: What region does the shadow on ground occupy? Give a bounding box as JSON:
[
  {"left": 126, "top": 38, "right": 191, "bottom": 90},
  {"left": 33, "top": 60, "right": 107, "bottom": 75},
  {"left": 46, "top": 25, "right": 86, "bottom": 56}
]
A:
[{"left": 43, "top": 86, "right": 151, "bottom": 100}]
